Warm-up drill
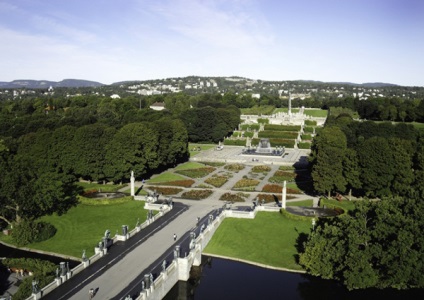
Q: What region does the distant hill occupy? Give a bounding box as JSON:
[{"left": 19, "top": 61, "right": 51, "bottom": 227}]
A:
[{"left": 0, "top": 79, "right": 104, "bottom": 89}]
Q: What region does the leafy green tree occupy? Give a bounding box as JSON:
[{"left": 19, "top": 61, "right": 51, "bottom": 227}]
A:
[
  {"left": 71, "top": 124, "right": 117, "bottom": 182},
  {"left": 104, "top": 122, "right": 159, "bottom": 182},
  {"left": 342, "top": 148, "right": 361, "bottom": 199},
  {"left": 310, "top": 127, "right": 347, "bottom": 197},
  {"left": 357, "top": 137, "right": 395, "bottom": 198},
  {"left": 0, "top": 154, "right": 79, "bottom": 226},
  {"left": 299, "top": 197, "right": 424, "bottom": 290}
]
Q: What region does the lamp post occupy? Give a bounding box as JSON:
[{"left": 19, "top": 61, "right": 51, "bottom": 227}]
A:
[{"left": 312, "top": 218, "right": 316, "bottom": 231}]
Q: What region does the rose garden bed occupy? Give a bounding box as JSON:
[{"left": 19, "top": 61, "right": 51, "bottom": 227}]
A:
[{"left": 181, "top": 189, "right": 213, "bottom": 200}]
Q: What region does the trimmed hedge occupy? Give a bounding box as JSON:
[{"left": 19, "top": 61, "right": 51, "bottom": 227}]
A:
[
  {"left": 304, "top": 120, "right": 317, "bottom": 126},
  {"left": 298, "top": 142, "right": 312, "bottom": 149},
  {"left": 224, "top": 139, "right": 247, "bottom": 146},
  {"left": 264, "top": 124, "right": 301, "bottom": 131},
  {"left": 240, "top": 124, "right": 260, "bottom": 131},
  {"left": 258, "top": 131, "right": 298, "bottom": 139}
]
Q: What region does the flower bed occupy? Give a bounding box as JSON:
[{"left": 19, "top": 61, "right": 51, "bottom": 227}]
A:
[
  {"left": 224, "top": 163, "right": 245, "bottom": 172},
  {"left": 181, "top": 189, "right": 213, "bottom": 200},
  {"left": 261, "top": 184, "right": 302, "bottom": 194},
  {"left": 256, "top": 193, "right": 296, "bottom": 203},
  {"left": 152, "top": 179, "right": 195, "bottom": 188},
  {"left": 233, "top": 178, "right": 260, "bottom": 190},
  {"left": 175, "top": 167, "right": 216, "bottom": 178},
  {"left": 204, "top": 175, "right": 228, "bottom": 187},
  {"left": 147, "top": 186, "right": 183, "bottom": 195},
  {"left": 251, "top": 165, "right": 271, "bottom": 173},
  {"left": 219, "top": 192, "right": 246, "bottom": 202},
  {"left": 269, "top": 170, "right": 296, "bottom": 183}
]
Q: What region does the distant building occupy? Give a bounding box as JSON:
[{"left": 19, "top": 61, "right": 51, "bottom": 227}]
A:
[{"left": 150, "top": 102, "right": 166, "bottom": 111}]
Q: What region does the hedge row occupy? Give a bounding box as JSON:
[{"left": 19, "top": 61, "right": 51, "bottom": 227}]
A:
[
  {"left": 258, "top": 131, "right": 298, "bottom": 139},
  {"left": 264, "top": 124, "right": 301, "bottom": 131},
  {"left": 224, "top": 139, "right": 247, "bottom": 146}
]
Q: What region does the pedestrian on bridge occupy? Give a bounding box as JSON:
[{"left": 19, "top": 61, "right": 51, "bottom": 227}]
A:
[{"left": 173, "top": 233, "right": 177, "bottom": 241}]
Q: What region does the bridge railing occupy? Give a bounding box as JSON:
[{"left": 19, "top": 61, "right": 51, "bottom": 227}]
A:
[{"left": 24, "top": 203, "right": 172, "bottom": 300}]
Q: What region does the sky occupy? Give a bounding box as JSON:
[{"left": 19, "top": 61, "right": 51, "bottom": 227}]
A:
[{"left": 1, "top": 0, "right": 423, "bottom": 86}]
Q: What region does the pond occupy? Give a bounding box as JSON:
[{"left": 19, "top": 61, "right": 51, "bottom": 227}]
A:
[{"left": 164, "top": 256, "right": 424, "bottom": 300}]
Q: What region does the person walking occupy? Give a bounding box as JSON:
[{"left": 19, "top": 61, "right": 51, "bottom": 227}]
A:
[
  {"left": 173, "top": 233, "right": 177, "bottom": 241},
  {"left": 89, "top": 288, "right": 94, "bottom": 299}
]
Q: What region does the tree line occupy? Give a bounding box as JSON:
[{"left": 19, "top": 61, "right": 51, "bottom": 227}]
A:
[{"left": 310, "top": 116, "right": 424, "bottom": 198}]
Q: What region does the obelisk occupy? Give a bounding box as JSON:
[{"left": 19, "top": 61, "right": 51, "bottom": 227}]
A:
[{"left": 130, "top": 170, "right": 135, "bottom": 196}]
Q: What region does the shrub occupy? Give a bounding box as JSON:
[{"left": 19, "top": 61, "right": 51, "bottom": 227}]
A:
[
  {"left": 258, "top": 131, "right": 298, "bottom": 139},
  {"left": 264, "top": 124, "right": 301, "bottom": 131},
  {"left": 223, "top": 139, "right": 247, "bottom": 146},
  {"left": 257, "top": 118, "right": 270, "bottom": 124},
  {"left": 298, "top": 142, "right": 311, "bottom": 149},
  {"left": 243, "top": 131, "right": 254, "bottom": 138},
  {"left": 12, "top": 221, "right": 57, "bottom": 246},
  {"left": 304, "top": 120, "right": 317, "bottom": 126},
  {"left": 300, "top": 134, "right": 312, "bottom": 140},
  {"left": 303, "top": 126, "right": 314, "bottom": 133},
  {"left": 33, "top": 222, "right": 57, "bottom": 243},
  {"left": 240, "top": 124, "right": 260, "bottom": 131}
]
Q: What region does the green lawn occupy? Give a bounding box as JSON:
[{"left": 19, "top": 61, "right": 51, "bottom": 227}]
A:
[
  {"left": 411, "top": 122, "right": 424, "bottom": 129},
  {"left": 28, "top": 200, "right": 147, "bottom": 258},
  {"left": 189, "top": 143, "right": 215, "bottom": 156},
  {"left": 174, "top": 161, "right": 206, "bottom": 170},
  {"left": 204, "top": 212, "right": 311, "bottom": 270},
  {"left": 147, "top": 172, "right": 187, "bottom": 183},
  {"left": 304, "top": 109, "right": 328, "bottom": 117},
  {"left": 76, "top": 182, "right": 124, "bottom": 192}
]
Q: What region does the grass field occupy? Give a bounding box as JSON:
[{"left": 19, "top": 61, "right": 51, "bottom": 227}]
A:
[
  {"left": 174, "top": 161, "right": 206, "bottom": 170},
  {"left": 189, "top": 143, "right": 215, "bottom": 156},
  {"left": 204, "top": 212, "right": 311, "bottom": 270},
  {"left": 28, "top": 200, "right": 147, "bottom": 258},
  {"left": 147, "top": 172, "right": 187, "bottom": 183}
]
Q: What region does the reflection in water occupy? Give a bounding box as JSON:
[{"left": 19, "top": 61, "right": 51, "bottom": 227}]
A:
[{"left": 164, "top": 256, "right": 424, "bottom": 300}]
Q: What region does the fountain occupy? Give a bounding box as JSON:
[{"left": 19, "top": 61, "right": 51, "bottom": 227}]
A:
[
  {"left": 242, "top": 138, "right": 285, "bottom": 156},
  {"left": 256, "top": 138, "right": 272, "bottom": 154}
]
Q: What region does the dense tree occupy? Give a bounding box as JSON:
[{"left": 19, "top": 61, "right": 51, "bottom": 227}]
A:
[
  {"left": 310, "top": 126, "right": 347, "bottom": 197},
  {"left": 299, "top": 197, "right": 424, "bottom": 290},
  {"left": 71, "top": 124, "right": 117, "bottom": 182},
  {"left": 104, "top": 122, "right": 159, "bottom": 182},
  {"left": 357, "top": 137, "right": 395, "bottom": 198},
  {"left": 0, "top": 153, "right": 79, "bottom": 226}
]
